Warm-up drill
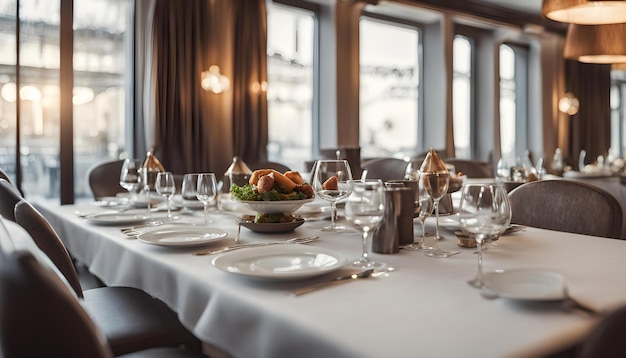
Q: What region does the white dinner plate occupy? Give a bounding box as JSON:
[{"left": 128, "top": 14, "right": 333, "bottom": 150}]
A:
[
  {"left": 137, "top": 226, "right": 228, "bottom": 247},
  {"left": 212, "top": 245, "right": 347, "bottom": 280},
  {"left": 482, "top": 269, "right": 566, "bottom": 301},
  {"left": 86, "top": 213, "right": 151, "bottom": 226}
]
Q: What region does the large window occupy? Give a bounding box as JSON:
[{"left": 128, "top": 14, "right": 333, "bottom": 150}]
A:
[
  {"left": 359, "top": 16, "right": 420, "bottom": 159},
  {"left": 499, "top": 43, "right": 529, "bottom": 164},
  {"left": 266, "top": 1, "right": 316, "bottom": 172},
  {"left": 453, "top": 35, "right": 472, "bottom": 159},
  {"left": 0, "top": 0, "right": 132, "bottom": 200}
]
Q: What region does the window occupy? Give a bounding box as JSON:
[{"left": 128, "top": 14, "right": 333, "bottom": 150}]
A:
[
  {"left": 359, "top": 16, "right": 420, "bottom": 159},
  {"left": 499, "top": 43, "right": 529, "bottom": 164},
  {"left": 453, "top": 35, "right": 472, "bottom": 159},
  {"left": 610, "top": 77, "right": 625, "bottom": 159},
  {"left": 0, "top": 0, "right": 132, "bottom": 200},
  {"left": 266, "top": 1, "right": 316, "bottom": 172}
]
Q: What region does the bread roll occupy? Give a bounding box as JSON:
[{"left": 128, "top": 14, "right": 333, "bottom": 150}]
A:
[
  {"left": 249, "top": 169, "right": 273, "bottom": 185},
  {"left": 284, "top": 171, "right": 304, "bottom": 185},
  {"left": 269, "top": 169, "right": 297, "bottom": 192}
]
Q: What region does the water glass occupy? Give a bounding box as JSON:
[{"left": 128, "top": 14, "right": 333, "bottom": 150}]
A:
[
  {"left": 196, "top": 173, "right": 217, "bottom": 226},
  {"left": 156, "top": 172, "right": 176, "bottom": 218}
]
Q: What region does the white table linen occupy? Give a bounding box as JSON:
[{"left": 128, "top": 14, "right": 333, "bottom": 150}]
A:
[{"left": 33, "top": 200, "right": 626, "bottom": 358}]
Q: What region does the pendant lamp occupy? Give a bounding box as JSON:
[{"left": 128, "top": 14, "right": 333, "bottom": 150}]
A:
[
  {"left": 543, "top": 0, "right": 626, "bottom": 25},
  {"left": 563, "top": 22, "right": 626, "bottom": 63}
]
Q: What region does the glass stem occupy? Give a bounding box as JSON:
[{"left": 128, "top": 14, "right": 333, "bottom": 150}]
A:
[
  {"left": 420, "top": 220, "right": 426, "bottom": 248},
  {"left": 475, "top": 236, "right": 484, "bottom": 286},
  {"left": 166, "top": 197, "right": 171, "bottom": 218},
  {"left": 204, "top": 204, "right": 209, "bottom": 225},
  {"left": 361, "top": 229, "right": 369, "bottom": 260},
  {"left": 433, "top": 199, "right": 441, "bottom": 240},
  {"left": 146, "top": 188, "right": 152, "bottom": 219},
  {"left": 330, "top": 201, "right": 337, "bottom": 228}
]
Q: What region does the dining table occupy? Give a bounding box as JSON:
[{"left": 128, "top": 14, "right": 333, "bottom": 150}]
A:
[{"left": 31, "top": 194, "right": 626, "bottom": 358}]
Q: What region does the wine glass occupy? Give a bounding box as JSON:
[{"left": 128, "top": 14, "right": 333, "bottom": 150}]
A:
[
  {"left": 140, "top": 167, "right": 159, "bottom": 219},
  {"left": 196, "top": 173, "right": 217, "bottom": 226},
  {"left": 405, "top": 178, "right": 434, "bottom": 250},
  {"left": 459, "top": 183, "right": 510, "bottom": 288},
  {"left": 156, "top": 172, "right": 176, "bottom": 219},
  {"left": 312, "top": 160, "right": 353, "bottom": 232},
  {"left": 345, "top": 180, "right": 386, "bottom": 269},
  {"left": 119, "top": 159, "right": 142, "bottom": 203},
  {"left": 422, "top": 170, "right": 457, "bottom": 258}
]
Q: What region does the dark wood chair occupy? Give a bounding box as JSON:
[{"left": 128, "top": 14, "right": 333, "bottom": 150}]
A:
[
  {"left": 579, "top": 304, "right": 626, "bottom": 358},
  {"left": 361, "top": 157, "right": 409, "bottom": 182},
  {"left": 249, "top": 161, "right": 291, "bottom": 173},
  {"left": 0, "top": 231, "right": 206, "bottom": 358},
  {"left": 443, "top": 158, "right": 493, "bottom": 178},
  {"left": 13, "top": 200, "right": 200, "bottom": 356},
  {"left": 508, "top": 180, "right": 623, "bottom": 239},
  {"left": 86, "top": 159, "right": 126, "bottom": 200},
  {"left": 0, "top": 179, "right": 21, "bottom": 222}
]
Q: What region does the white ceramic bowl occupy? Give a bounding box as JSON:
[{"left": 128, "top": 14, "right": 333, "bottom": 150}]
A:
[{"left": 235, "top": 198, "right": 314, "bottom": 214}]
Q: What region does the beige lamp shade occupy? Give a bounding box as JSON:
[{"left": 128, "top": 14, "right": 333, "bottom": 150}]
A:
[
  {"left": 563, "top": 22, "right": 626, "bottom": 63},
  {"left": 543, "top": 0, "right": 626, "bottom": 24}
]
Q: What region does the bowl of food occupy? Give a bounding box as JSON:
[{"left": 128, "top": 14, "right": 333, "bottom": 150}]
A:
[
  {"left": 239, "top": 214, "right": 305, "bottom": 233},
  {"left": 230, "top": 169, "right": 315, "bottom": 214}
]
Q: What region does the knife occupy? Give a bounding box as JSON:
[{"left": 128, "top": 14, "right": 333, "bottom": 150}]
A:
[{"left": 289, "top": 269, "right": 376, "bottom": 296}]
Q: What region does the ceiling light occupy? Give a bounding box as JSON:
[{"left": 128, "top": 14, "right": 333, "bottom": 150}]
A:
[
  {"left": 563, "top": 22, "right": 626, "bottom": 63},
  {"left": 543, "top": 0, "right": 626, "bottom": 25}
]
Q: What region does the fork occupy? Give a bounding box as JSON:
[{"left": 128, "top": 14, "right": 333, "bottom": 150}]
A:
[{"left": 192, "top": 236, "right": 319, "bottom": 256}]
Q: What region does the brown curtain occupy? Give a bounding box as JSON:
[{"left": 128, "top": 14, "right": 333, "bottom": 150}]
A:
[
  {"left": 231, "top": 0, "right": 268, "bottom": 166},
  {"left": 150, "top": 0, "right": 267, "bottom": 176},
  {"left": 565, "top": 60, "right": 611, "bottom": 166}
]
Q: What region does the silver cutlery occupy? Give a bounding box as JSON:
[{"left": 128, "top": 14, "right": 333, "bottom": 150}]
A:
[
  {"left": 289, "top": 268, "right": 388, "bottom": 296},
  {"left": 192, "top": 236, "right": 319, "bottom": 256}
]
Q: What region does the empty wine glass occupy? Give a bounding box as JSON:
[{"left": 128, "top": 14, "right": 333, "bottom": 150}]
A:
[
  {"left": 404, "top": 177, "right": 433, "bottom": 250},
  {"left": 312, "top": 160, "right": 353, "bottom": 232},
  {"left": 181, "top": 174, "right": 201, "bottom": 212},
  {"left": 119, "top": 159, "right": 142, "bottom": 203},
  {"left": 156, "top": 172, "right": 176, "bottom": 219},
  {"left": 459, "top": 183, "right": 510, "bottom": 288},
  {"left": 345, "top": 180, "right": 386, "bottom": 269},
  {"left": 196, "top": 173, "right": 217, "bottom": 226},
  {"left": 140, "top": 167, "right": 159, "bottom": 219},
  {"left": 422, "top": 170, "right": 457, "bottom": 258}
]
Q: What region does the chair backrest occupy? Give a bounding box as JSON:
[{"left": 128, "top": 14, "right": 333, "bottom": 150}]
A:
[
  {"left": 361, "top": 157, "right": 409, "bottom": 182},
  {"left": 508, "top": 180, "right": 623, "bottom": 239},
  {"left": 86, "top": 159, "right": 125, "bottom": 200},
  {"left": 0, "top": 167, "right": 11, "bottom": 183},
  {"left": 0, "top": 179, "right": 22, "bottom": 222},
  {"left": 0, "top": 248, "right": 113, "bottom": 358},
  {"left": 580, "top": 305, "right": 626, "bottom": 358},
  {"left": 444, "top": 158, "right": 493, "bottom": 178},
  {"left": 13, "top": 200, "right": 83, "bottom": 297}
]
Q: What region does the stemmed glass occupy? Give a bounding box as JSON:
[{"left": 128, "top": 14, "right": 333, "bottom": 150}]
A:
[
  {"left": 119, "top": 159, "right": 142, "bottom": 203},
  {"left": 459, "top": 183, "right": 510, "bottom": 288},
  {"left": 312, "top": 160, "right": 353, "bottom": 232},
  {"left": 404, "top": 178, "right": 433, "bottom": 250},
  {"left": 156, "top": 172, "right": 176, "bottom": 219},
  {"left": 196, "top": 173, "right": 217, "bottom": 226},
  {"left": 140, "top": 168, "right": 158, "bottom": 219},
  {"left": 345, "top": 179, "right": 386, "bottom": 269},
  {"left": 422, "top": 170, "right": 457, "bottom": 258}
]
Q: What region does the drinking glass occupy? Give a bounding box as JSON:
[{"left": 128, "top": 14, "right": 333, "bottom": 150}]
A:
[
  {"left": 140, "top": 168, "right": 158, "bottom": 219},
  {"left": 312, "top": 160, "right": 353, "bottom": 232},
  {"left": 119, "top": 159, "right": 142, "bottom": 203},
  {"left": 196, "top": 173, "right": 217, "bottom": 225},
  {"left": 156, "top": 172, "right": 176, "bottom": 218},
  {"left": 422, "top": 171, "right": 456, "bottom": 258},
  {"left": 405, "top": 178, "right": 433, "bottom": 250},
  {"left": 459, "top": 183, "right": 510, "bottom": 288},
  {"left": 345, "top": 180, "right": 386, "bottom": 269}
]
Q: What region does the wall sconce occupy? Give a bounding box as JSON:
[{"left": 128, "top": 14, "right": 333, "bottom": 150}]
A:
[
  {"left": 563, "top": 22, "right": 626, "bottom": 64},
  {"left": 201, "top": 65, "right": 230, "bottom": 94},
  {"left": 542, "top": 0, "right": 626, "bottom": 24},
  {"left": 558, "top": 92, "right": 580, "bottom": 115}
]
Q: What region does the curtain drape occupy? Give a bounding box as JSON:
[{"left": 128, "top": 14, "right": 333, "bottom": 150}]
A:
[
  {"left": 231, "top": 0, "right": 268, "bottom": 166},
  {"left": 147, "top": 0, "right": 267, "bottom": 176},
  {"left": 565, "top": 60, "right": 611, "bottom": 166}
]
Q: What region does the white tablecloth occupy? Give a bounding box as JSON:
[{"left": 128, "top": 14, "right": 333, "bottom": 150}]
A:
[{"left": 32, "top": 200, "right": 626, "bottom": 358}]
